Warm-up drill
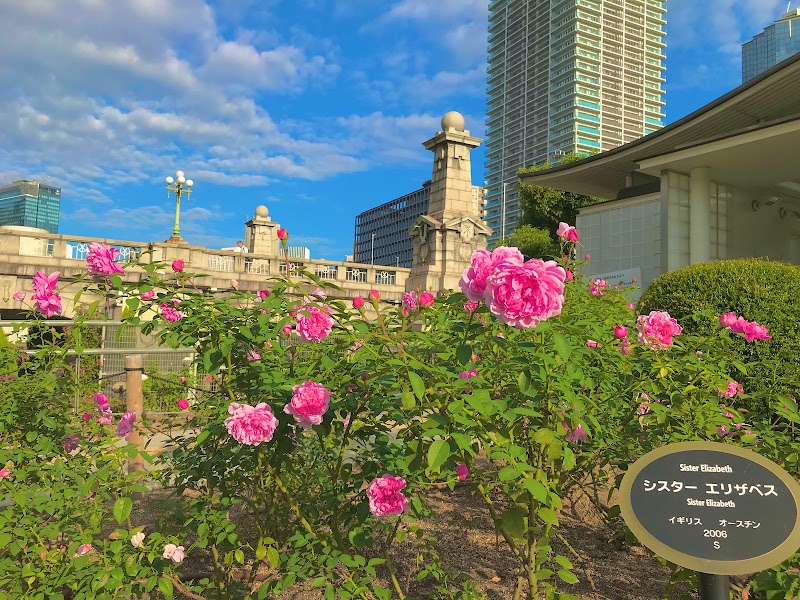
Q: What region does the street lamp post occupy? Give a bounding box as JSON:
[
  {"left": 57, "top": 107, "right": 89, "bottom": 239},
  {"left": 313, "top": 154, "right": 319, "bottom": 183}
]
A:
[{"left": 165, "top": 170, "right": 194, "bottom": 243}]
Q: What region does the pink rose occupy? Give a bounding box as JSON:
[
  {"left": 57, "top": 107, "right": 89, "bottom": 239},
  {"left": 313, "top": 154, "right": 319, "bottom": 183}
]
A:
[
  {"left": 563, "top": 422, "right": 588, "bottom": 443},
  {"left": 160, "top": 301, "right": 184, "bottom": 323},
  {"left": 0, "top": 467, "right": 11, "bottom": 478},
  {"left": 81, "top": 412, "right": 91, "bottom": 421},
  {"left": 94, "top": 392, "right": 110, "bottom": 411},
  {"left": 367, "top": 474, "right": 409, "bottom": 518},
  {"left": 225, "top": 402, "right": 278, "bottom": 445},
  {"left": 741, "top": 320, "right": 771, "bottom": 341},
  {"left": 464, "top": 300, "right": 479, "bottom": 313},
  {"left": 402, "top": 292, "right": 418, "bottom": 311},
  {"left": 636, "top": 310, "right": 682, "bottom": 349},
  {"left": 86, "top": 242, "right": 124, "bottom": 276},
  {"left": 74, "top": 544, "right": 93, "bottom": 557},
  {"left": 63, "top": 434, "right": 79, "bottom": 452},
  {"left": 459, "top": 246, "right": 525, "bottom": 302},
  {"left": 419, "top": 291, "right": 434, "bottom": 307},
  {"left": 586, "top": 340, "right": 599, "bottom": 348},
  {"left": 458, "top": 369, "right": 478, "bottom": 380},
  {"left": 565, "top": 269, "right": 574, "bottom": 281},
  {"left": 483, "top": 258, "right": 566, "bottom": 328},
  {"left": 247, "top": 350, "right": 261, "bottom": 362},
  {"left": 171, "top": 260, "right": 184, "bottom": 272},
  {"left": 556, "top": 222, "right": 579, "bottom": 243},
  {"left": 296, "top": 305, "right": 333, "bottom": 342},
  {"left": 12, "top": 291, "right": 25, "bottom": 301},
  {"left": 116, "top": 411, "right": 136, "bottom": 439},
  {"left": 180, "top": 376, "right": 187, "bottom": 383},
  {"left": 230, "top": 279, "right": 239, "bottom": 289},
  {"left": 284, "top": 381, "right": 331, "bottom": 429},
  {"left": 282, "top": 324, "right": 292, "bottom": 335},
  {"left": 614, "top": 325, "right": 627, "bottom": 339},
  {"left": 719, "top": 312, "right": 738, "bottom": 328},
  {"left": 718, "top": 380, "right": 743, "bottom": 399},
  {"left": 140, "top": 289, "right": 155, "bottom": 301},
  {"left": 369, "top": 290, "right": 380, "bottom": 302},
  {"left": 277, "top": 228, "right": 289, "bottom": 243},
  {"left": 627, "top": 303, "right": 636, "bottom": 310},
  {"left": 130, "top": 532, "right": 145, "bottom": 548},
  {"left": 620, "top": 339, "right": 631, "bottom": 355},
  {"left": 162, "top": 543, "right": 185, "bottom": 563},
  {"left": 455, "top": 464, "right": 469, "bottom": 481},
  {"left": 353, "top": 296, "right": 364, "bottom": 309},
  {"left": 205, "top": 375, "right": 213, "bottom": 382},
  {"left": 177, "top": 399, "right": 189, "bottom": 410},
  {"left": 31, "top": 271, "right": 62, "bottom": 317},
  {"left": 584, "top": 254, "right": 590, "bottom": 260}
]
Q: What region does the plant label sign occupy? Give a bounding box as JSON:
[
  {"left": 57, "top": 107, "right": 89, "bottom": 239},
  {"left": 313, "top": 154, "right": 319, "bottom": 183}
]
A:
[{"left": 619, "top": 441, "right": 800, "bottom": 575}]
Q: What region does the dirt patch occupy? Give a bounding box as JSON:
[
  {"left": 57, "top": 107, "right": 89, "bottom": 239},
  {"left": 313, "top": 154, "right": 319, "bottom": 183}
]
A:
[{"left": 132, "top": 482, "right": 703, "bottom": 600}]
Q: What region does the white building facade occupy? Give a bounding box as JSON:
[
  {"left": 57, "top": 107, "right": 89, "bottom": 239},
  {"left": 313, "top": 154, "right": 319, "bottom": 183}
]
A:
[
  {"left": 484, "top": 0, "right": 667, "bottom": 244},
  {"left": 519, "top": 55, "right": 800, "bottom": 292}
]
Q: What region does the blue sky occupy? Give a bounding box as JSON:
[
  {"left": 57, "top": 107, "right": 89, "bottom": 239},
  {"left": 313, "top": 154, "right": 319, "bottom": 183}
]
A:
[{"left": 0, "top": 0, "right": 791, "bottom": 259}]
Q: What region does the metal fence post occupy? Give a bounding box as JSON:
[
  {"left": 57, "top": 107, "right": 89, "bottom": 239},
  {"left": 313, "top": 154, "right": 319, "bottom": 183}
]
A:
[{"left": 125, "top": 354, "right": 145, "bottom": 475}]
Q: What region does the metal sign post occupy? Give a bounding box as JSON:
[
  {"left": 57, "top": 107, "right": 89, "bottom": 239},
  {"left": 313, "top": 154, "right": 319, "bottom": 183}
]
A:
[{"left": 698, "top": 573, "right": 730, "bottom": 600}]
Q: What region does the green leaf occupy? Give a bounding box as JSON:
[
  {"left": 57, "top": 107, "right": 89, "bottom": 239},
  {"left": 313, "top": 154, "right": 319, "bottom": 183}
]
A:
[
  {"left": 537, "top": 507, "right": 559, "bottom": 526},
  {"left": 456, "top": 344, "right": 473, "bottom": 365},
  {"left": 498, "top": 465, "right": 519, "bottom": 481},
  {"left": 427, "top": 440, "right": 450, "bottom": 471},
  {"left": 522, "top": 478, "right": 548, "bottom": 503},
  {"left": 558, "top": 569, "right": 579, "bottom": 584},
  {"left": 555, "top": 555, "right": 573, "bottom": 570},
  {"left": 255, "top": 546, "right": 267, "bottom": 561},
  {"left": 158, "top": 577, "right": 174, "bottom": 598},
  {"left": 451, "top": 432, "right": 473, "bottom": 452},
  {"left": 235, "top": 549, "right": 245, "bottom": 564},
  {"left": 267, "top": 547, "right": 279, "bottom": 568},
  {"left": 465, "top": 388, "right": 495, "bottom": 415},
  {"left": 552, "top": 333, "right": 571, "bottom": 361},
  {"left": 196, "top": 430, "right": 210, "bottom": 445},
  {"left": 401, "top": 390, "right": 416, "bottom": 410},
  {"left": 0, "top": 532, "right": 11, "bottom": 549},
  {"left": 113, "top": 497, "right": 132, "bottom": 525},
  {"left": 501, "top": 507, "right": 526, "bottom": 539},
  {"left": 532, "top": 428, "right": 555, "bottom": 444},
  {"left": 408, "top": 371, "right": 425, "bottom": 401}
]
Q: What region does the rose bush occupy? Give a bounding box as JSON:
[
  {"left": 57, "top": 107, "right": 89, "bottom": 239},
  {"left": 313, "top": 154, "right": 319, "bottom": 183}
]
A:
[{"left": 0, "top": 228, "right": 797, "bottom": 599}]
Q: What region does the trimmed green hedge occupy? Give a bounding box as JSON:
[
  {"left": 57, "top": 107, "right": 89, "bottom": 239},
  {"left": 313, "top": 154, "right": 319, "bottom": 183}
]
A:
[{"left": 639, "top": 259, "right": 800, "bottom": 414}]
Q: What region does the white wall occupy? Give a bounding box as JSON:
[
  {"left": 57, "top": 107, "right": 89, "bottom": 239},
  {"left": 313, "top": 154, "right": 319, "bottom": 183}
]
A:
[
  {"left": 577, "top": 193, "right": 662, "bottom": 290},
  {"left": 727, "top": 188, "right": 799, "bottom": 261}
]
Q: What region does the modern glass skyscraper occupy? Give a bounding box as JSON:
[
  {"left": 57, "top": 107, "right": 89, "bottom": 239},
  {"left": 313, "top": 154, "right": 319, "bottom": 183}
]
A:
[
  {"left": 0, "top": 179, "right": 61, "bottom": 233},
  {"left": 742, "top": 8, "right": 800, "bottom": 83},
  {"left": 484, "top": 0, "right": 667, "bottom": 243}
]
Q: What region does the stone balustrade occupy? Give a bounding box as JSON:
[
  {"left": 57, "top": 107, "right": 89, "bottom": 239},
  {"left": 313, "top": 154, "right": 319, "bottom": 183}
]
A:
[{"left": 0, "top": 226, "right": 409, "bottom": 316}]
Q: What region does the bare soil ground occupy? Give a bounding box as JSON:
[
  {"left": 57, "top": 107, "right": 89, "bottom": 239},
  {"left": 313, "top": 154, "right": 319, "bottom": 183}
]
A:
[{"left": 134, "top": 481, "right": 701, "bottom": 600}]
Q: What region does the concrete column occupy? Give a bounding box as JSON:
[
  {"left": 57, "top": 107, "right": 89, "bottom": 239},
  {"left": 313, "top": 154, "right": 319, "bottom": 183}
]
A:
[{"left": 689, "top": 166, "right": 711, "bottom": 264}]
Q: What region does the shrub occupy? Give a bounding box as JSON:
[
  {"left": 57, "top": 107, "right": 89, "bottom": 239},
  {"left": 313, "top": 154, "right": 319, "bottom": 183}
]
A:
[{"left": 639, "top": 258, "right": 800, "bottom": 413}]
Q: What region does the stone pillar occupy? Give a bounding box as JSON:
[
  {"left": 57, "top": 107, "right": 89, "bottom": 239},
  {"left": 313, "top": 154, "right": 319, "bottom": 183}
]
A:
[
  {"left": 245, "top": 206, "right": 281, "bottom": 256},
  {"left": 689, "top": 166, "right": 711, "bottom": 264},
  {"left": 407, "top": 112, "right": 492, "bottom": 292}
]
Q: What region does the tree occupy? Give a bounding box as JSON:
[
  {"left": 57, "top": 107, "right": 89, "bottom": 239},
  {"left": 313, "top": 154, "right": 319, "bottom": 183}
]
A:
[
  {"left": 516, "top": 152, "right": 603, "bottom": 239},
  {"left": 493, "top": 225, "right": 558, "bottom": 260}
]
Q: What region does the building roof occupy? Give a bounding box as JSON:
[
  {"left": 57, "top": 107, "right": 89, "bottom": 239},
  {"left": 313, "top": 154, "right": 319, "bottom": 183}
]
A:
[{"left": 519, "top": 52, "right": 800, "bottom": 199}]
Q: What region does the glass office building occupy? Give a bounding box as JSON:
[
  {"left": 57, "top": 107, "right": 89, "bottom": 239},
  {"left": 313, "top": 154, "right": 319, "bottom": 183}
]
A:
[
  {"left": 484, "top": 0, "right": 667, "bottom": 244},
  {"left": 0, "top": 179, "right": 62, "bottom": 233},
  {"left": 742, "top": 8, "right": 800, "bottom": 83},
  {"left": 353, "top": 182, "right": 431, "bottom": 268}
]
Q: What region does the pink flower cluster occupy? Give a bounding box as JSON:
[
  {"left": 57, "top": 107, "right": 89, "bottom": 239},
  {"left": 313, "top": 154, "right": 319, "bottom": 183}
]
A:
[
  {"left": 160, "top": 299, "right": 184, "bottom": 322},
  {"left": 367, "top": 474, "right": 409, "bottom": 518},
  {"left": 455, "top": 464, "right": 469, "bottom": 481},
  {"left": 718, "top": 380, "right": 744, "bottom": 399},
  {"left": 636, "top": 310, "right": 682, "bottom": 349},
  {"left": 296, "top": 304, "right": 333, "bottom": 342},
  {"left": 86, "top": 242, "right": 124, "bottom": 276},
  {"left": 284, "top": 381, "right": 330, "bottom": 429},
  {"left": 556, "top": 222, "right": 579, "bottom": 243},
  {"left": 140, "top": 289, "right": 156, "bottom": 301},
  {"left": 254, "top": 289, "right": 270, "bottom": 302},
  {"left": 588, "top": 278, "right": 607, "bottom": 296},
  {"left": 63, "top": 434, "right": 79, "bottom": 452},
  {"left": 117, "top": 411, "right": 136, "bottom": 439},
  {"left": 32, "top": 271, "right": 62, "bottom": 317},
  {"left": 460, "top": 247, "right": 566, "bottom": 329},
  {"left": 94, "top": 392, "right": 113, "bottom": 424},
  {"left": 719, "top": 312, "right": 771, "bottom": 341},
  {"left": 225, "top": 402, "right": 278, "bottom": 445},
  {"left": 163, "top": 543, "right": 185, "bottom": 563},
  {"left": 459, "top": 369, "right": 478, "bottom": 380}
]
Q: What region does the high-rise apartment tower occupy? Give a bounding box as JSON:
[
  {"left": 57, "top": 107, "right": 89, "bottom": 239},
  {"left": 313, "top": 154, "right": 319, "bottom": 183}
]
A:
[
  {"left": 742, "top": 8, "right": 800, "bottom": 83},
  {"left": 484, "top": 0, "right": 667, "bottom": 243},
  {"left": 0, "top": 179, "right": 62, "bottom": 233}
]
